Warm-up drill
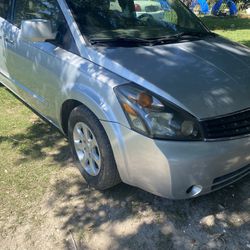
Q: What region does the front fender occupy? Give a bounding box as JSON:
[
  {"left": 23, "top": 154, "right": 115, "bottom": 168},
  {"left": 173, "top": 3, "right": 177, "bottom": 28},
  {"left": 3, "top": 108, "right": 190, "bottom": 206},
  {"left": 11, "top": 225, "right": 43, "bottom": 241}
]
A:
[
  {"left": 57, "top": 84, "right": 131, "bottom": 182},
  {"left": 61, "top": 83, "right": 129, "bottom": 125}
]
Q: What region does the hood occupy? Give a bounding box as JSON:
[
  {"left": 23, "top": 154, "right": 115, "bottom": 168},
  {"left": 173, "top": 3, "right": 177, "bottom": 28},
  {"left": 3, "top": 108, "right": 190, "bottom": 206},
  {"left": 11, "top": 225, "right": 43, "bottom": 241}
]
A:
[{"left": 91, "top": 36, "right": 250, "bottom": 119}]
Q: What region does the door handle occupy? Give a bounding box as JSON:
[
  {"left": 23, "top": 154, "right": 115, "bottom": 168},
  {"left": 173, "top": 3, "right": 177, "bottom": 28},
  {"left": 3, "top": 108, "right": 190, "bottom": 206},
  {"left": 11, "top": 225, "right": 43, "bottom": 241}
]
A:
[{"left": 4, "top": 37, "right": 15, "bottom": 45}]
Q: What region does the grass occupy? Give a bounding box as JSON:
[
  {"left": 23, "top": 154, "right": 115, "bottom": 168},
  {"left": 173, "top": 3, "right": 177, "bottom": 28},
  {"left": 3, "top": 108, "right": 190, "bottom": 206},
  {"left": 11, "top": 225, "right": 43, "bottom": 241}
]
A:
[
  {"left": 0, "top": 86, "right": 68, "bottom": 236},
  {"left": 0, "top": 15, "right": 249, "bottom": 240},
  {"left": 200, "top": 15, "right": 250, "bottom": 47}
]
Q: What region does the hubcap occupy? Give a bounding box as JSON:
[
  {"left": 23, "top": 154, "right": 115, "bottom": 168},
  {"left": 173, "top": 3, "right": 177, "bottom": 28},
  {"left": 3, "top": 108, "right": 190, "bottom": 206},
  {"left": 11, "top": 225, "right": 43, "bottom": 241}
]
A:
[{"left": 73, "top": 122, "right": 101, "bottom": 176}]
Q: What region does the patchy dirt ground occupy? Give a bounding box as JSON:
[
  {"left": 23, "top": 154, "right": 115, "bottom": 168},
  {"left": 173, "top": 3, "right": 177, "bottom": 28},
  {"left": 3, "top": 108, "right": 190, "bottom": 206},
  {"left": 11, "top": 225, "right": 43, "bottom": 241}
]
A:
[{"left": 1, "top": 158, "right": 249, "bottom": 250}]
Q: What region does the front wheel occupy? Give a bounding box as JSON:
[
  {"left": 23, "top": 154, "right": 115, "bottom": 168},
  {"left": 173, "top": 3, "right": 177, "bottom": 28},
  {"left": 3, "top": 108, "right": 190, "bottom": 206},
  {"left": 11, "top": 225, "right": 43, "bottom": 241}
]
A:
[{"left": 68, "top": 105, "right": 121, "bottom": 190}]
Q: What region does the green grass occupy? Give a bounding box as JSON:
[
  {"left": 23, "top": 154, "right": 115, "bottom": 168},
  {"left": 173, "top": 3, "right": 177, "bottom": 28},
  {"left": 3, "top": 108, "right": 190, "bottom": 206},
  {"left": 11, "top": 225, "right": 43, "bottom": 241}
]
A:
[
  {"left": 0, "top": 85, "right": 69, "bottom": 235},
  {"left": 200, "top": 15, "right": 250, "bottom": 47}
]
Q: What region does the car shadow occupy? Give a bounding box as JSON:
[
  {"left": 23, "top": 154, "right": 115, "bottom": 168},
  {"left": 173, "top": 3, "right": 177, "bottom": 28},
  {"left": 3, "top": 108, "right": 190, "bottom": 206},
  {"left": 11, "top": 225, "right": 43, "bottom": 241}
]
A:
[
  {"left": 51, "top": 168, "right": 249, "bottom": 249},
  {"left": 0, "top": 118, "right": 71, "bottom": 166}
]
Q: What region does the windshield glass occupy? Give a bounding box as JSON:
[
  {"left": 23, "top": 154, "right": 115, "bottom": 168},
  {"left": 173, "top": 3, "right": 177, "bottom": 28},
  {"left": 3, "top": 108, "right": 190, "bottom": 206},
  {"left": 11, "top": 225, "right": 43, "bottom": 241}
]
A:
[{"left": 66, "top": 0, "right": 209, "bottom": 44}]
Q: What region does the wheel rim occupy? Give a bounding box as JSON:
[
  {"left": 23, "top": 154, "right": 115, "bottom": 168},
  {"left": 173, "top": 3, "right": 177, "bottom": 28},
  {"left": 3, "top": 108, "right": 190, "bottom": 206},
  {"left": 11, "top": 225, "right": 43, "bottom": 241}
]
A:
[{"left": 73, "top": 122, "right": 101, "bottom": 176}]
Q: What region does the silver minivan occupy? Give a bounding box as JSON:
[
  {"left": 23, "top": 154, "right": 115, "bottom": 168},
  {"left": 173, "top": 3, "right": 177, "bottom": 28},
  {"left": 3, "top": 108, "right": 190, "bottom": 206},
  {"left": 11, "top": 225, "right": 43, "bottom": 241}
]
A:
[{"left": 0, "top": 0, "right": 250, "bottom": 199}]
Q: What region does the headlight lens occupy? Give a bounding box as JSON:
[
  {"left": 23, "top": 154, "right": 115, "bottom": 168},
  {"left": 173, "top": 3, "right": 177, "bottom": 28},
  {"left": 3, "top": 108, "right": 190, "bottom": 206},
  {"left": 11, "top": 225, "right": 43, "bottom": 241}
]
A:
[{"left": 114, "top": 84, "right": 202, "bottom": 140}]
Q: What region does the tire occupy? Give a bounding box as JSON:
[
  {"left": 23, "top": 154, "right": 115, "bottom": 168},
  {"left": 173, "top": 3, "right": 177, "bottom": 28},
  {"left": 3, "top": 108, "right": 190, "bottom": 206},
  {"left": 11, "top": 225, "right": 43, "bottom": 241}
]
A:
[{"left": 68, "top": 105, "right": 121, "bottom": 190}]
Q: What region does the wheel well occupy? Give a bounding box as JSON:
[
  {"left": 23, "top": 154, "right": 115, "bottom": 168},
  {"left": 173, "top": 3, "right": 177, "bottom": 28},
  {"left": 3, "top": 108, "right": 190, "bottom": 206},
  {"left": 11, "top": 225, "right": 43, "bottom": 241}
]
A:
[{"left": 61, "top": 99, "right": 82, "bottom": 135}]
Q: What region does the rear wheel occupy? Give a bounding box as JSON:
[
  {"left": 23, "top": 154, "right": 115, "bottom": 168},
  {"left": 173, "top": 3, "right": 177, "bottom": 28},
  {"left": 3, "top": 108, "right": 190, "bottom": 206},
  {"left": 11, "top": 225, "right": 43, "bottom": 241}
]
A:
[{"left": 68, "top": 105, "right": 121, "bottom": 190}]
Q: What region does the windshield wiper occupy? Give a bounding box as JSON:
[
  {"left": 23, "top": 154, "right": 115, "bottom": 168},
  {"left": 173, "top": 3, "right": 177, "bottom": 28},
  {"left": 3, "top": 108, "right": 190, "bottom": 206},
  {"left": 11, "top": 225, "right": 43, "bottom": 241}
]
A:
[
  {"left": 90, "top": 36, "right": 181, "bottom": 47},
  {"left": 89, "top": 37, "right": 152, "bottom": 46},
  {"left": 176, "top": 31, "right": 216, "bottom": 39},
  {"left": 149, "top": 35, "right": 180, "bottom": 46},
  {"left": 149, "top": 31, "right": 216, "bottom": 46},
  {"left": 89, "top": 32, "right": 216, "bottom": 47}
]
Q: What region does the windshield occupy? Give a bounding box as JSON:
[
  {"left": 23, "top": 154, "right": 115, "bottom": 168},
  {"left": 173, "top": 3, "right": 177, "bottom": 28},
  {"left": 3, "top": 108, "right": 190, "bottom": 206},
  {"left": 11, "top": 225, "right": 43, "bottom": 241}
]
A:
[{"left": 66, "top": 0, "right": 209, "bottom": 45}]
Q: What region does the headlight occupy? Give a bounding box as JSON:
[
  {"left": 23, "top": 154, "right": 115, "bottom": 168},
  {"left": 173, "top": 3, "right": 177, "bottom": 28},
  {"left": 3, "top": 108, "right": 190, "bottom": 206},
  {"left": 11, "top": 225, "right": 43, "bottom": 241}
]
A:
[{"left": 114, "top": 84, "right": 202, "bottom": 140}]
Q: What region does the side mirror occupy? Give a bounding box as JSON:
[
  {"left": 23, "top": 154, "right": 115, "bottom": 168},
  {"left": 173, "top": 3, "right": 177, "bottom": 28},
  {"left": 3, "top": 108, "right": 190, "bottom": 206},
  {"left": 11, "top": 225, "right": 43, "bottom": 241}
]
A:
[{"left": 20, "top": 19, "right": 56, "bottom": 42}]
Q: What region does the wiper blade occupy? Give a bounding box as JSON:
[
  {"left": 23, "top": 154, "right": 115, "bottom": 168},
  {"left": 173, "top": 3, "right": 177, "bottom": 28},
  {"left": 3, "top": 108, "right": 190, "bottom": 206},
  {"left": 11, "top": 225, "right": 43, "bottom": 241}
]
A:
[
  {"left": 149, "top": 35, "right": 180, "bottom": 45},
  {"left": 89, "top": 32, "right": 216, "bottom": 47},
  {"left": 89, "top": 37, "right": 152, "bottom": 46},
  {"left": 176, "top": 31, "right": 216, "bottom": 39},
  {"left": 150, "top": 31, "right": 216, "bottom": 45}
]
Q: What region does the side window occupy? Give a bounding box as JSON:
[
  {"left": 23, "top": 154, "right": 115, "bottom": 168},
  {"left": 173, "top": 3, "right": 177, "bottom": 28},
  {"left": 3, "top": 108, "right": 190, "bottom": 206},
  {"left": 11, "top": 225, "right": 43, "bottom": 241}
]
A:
[
  {"left": 0, "top": 0, "right": 11, "bottom": 19},
  {"left": 13, "top": 0, "right": 78, "bottom": 54}
]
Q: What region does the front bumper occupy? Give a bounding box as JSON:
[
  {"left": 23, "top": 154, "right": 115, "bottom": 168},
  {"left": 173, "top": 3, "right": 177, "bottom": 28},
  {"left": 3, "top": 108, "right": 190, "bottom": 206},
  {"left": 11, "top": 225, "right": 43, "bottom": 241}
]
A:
[{"left": 101, "top": 121, "right": 250, "bottom": 199}]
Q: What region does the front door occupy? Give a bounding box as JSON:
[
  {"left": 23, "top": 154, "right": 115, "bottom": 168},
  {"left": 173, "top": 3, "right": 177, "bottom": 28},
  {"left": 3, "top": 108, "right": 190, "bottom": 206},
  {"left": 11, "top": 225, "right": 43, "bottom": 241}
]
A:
[{"left": 5, "top": 0, "right": 79, "bottom": 124}]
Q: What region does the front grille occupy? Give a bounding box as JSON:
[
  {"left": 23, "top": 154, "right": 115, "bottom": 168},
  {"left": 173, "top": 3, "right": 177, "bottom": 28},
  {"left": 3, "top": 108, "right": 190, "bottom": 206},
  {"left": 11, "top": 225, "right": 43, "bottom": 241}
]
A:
[
  {"left": 211, "top": 164, "right": 250, "bottom": 190},
  {"left": 201, "top": 109, "right": 250, "bottom": 139}
]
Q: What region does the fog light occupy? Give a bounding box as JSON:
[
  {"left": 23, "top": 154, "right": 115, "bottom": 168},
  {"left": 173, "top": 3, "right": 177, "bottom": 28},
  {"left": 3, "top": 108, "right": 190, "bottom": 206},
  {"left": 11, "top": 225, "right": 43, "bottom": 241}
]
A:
[{"left": 186, "top": 185, "right": 203, "bottom": 197}]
